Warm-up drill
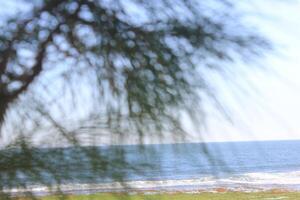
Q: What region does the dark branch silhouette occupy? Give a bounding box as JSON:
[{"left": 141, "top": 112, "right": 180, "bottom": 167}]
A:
[{"left": 0, "top": 0, "right": 270, "bottom": 198}]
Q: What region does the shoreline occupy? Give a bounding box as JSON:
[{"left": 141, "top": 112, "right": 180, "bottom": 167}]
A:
[
  {"left": 6, "top": 175, "right": 300, "bottom": 196},
  {"left": 6, "top": 184, "right": 299, "bottom": 197},
  {"left": 6, "top": 170, "right": 300, "bottom": 197}
]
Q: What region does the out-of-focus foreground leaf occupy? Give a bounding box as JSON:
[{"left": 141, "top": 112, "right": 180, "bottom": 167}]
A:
[{"left": 0, "top": 0, "right": 269, "bottom": 199}]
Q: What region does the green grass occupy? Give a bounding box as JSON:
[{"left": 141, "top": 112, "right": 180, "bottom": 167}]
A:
[{"left": 27, "top": 191, "right": 300, "bottom": 200}]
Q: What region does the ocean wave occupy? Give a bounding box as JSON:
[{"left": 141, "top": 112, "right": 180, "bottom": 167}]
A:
[{"left": 5, "top": 171, "right": 300, "bottom": 195}]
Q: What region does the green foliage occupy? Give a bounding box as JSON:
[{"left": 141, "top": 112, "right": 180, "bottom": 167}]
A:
[
  {"left": 0, "top": 0, "right": 269, "bottom": 199},
  {"left": 13, "top": 191, "right": 300, "bottom": 200}
]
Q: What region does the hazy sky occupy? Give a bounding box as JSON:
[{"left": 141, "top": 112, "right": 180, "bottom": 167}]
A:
[
  {"left": 1, "top": 0, "right": 300, "bottom": 145},
  {"left": 199, "top": 0, "right": 300, "bottom": 142}
]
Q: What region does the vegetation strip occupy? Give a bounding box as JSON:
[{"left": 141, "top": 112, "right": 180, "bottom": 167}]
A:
[{"left": 13, "top": 191, "right": 300, "bottom": 200}]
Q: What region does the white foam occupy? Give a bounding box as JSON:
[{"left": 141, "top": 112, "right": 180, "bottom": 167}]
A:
[
  {"left": 5, "top": 171, "right": 300, "bottom": 195},
  {"left": 226, "top": 171, "right": 300, "bottom": 185}
]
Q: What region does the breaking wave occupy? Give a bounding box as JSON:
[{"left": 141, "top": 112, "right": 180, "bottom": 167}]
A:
[{"left": 6, "top": 170, "right": 300, "bottom": 195}]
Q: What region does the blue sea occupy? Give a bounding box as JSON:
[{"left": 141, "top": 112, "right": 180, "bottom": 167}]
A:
[{"left": 5, "top": 140, "right": 300, "bottom": 194}]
